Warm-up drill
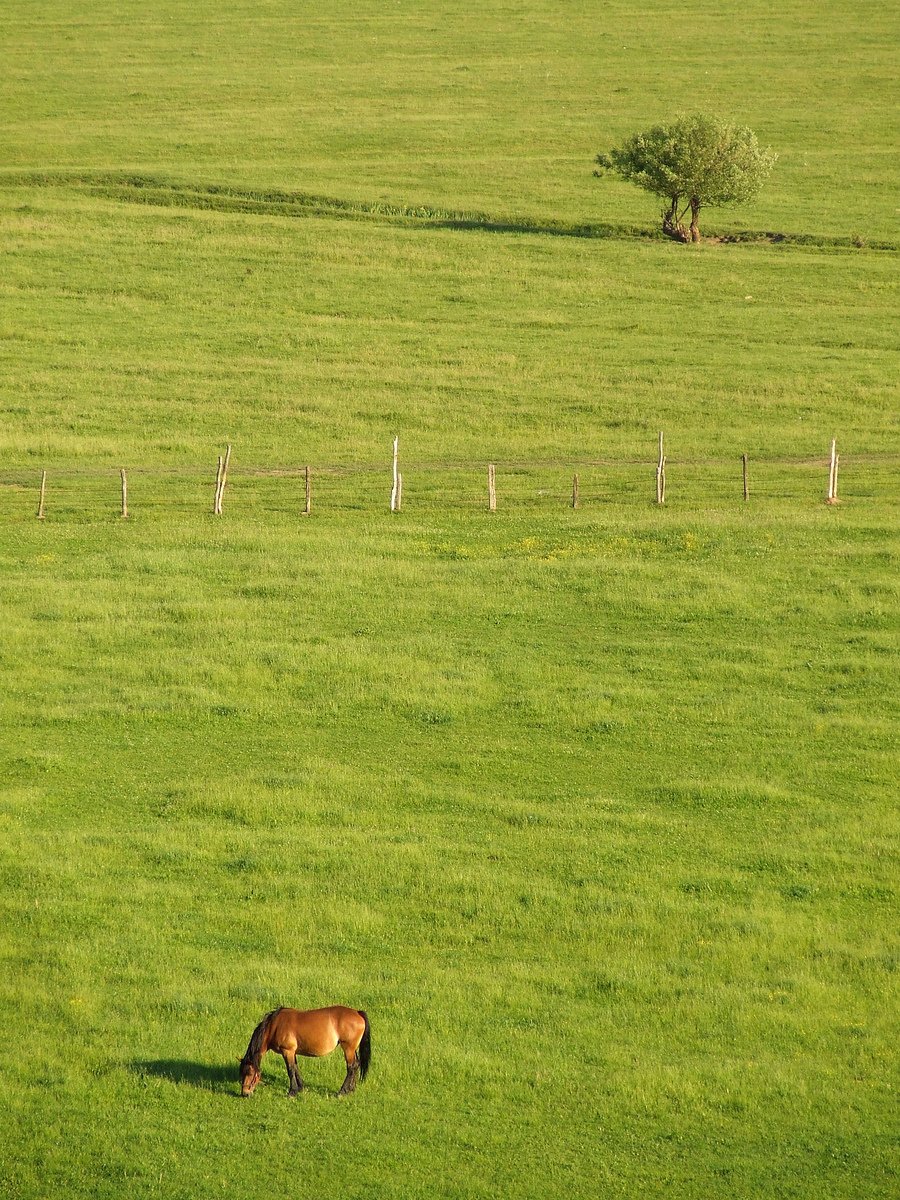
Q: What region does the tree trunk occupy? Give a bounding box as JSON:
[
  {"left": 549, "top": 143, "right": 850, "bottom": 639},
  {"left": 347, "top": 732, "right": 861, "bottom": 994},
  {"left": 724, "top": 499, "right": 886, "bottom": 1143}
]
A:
[
  {"left": 662, "top": 198, "right": 689, "bottom": 242},
  {"left": 689, "top": 197, "right": 701, "bottom": 242}
]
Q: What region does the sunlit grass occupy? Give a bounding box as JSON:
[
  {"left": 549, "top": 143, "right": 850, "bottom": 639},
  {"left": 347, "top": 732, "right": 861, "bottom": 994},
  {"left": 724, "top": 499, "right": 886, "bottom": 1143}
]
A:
[
  {"left": 1, "top": 501, "right": 897, "bottom": 1197},
  {"left": 1, "top": 0, "right": 897, "bottom": 239},
  {"left": 0, "top": 1, "right": 897, "bottom": 1196},
  {"left": 1, "top": 192, "right": 896, "bottom": 471}
]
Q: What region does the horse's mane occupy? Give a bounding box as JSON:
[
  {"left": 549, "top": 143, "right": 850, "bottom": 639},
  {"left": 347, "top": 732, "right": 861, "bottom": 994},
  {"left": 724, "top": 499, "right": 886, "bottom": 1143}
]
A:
[{"left": 241, "top": 1008, "right": 282, "bottom": 1068}]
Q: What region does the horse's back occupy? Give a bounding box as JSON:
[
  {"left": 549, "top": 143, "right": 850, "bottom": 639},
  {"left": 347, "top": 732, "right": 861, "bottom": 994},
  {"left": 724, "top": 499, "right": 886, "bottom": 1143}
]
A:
[{"left": 268, "top": 1006, "right": 364, "bottom": 1057}]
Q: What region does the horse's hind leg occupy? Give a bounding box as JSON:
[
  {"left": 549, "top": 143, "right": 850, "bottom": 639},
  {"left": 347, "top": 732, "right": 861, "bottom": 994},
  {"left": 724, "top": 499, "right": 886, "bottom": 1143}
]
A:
[
  {"left": 283, "top": 1050, "right": 304, "bottom": 1097},
  {"left": 338, "top": 1063, "right": 358, "bottom": 1095},
  {"left": 337, "top": 1043, "right": 359, "bottom": 1096},
  {"left": 336, "top": 1041, "right": 362, "bottom": 1099}
]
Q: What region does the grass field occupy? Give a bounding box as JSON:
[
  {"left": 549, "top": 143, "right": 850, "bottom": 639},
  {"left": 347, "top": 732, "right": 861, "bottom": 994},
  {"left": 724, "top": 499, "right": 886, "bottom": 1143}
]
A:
[
  {"left": 1, "top": 2, "right": 897, "bottom": 1198},
  {"left": 2, "top": 0, "right": 898, "bottom": 239}
]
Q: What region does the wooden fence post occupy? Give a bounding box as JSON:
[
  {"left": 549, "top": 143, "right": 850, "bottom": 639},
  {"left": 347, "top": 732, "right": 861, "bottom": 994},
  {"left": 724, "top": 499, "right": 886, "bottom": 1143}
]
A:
[
  {"left": 120, "top": 468, "right": 128, "bottom": 519},
  {"left": 488, "top": 463, "right": 497, "bottom": 511},
  {"left": 37, "top": 470, "right": 47, "bottom": 519},
  {"left": 303, "top": 465, "right": 311, "bottom": 515},
  {"left": 219, "top": 443, "right": 231, "bottom": 513},
  {"left": 213, "top": 455, "right": 223, "bottom": 514},
  {"left": 214, "top": 444, "right": 231, "bottom": 514},
  {"left": 390, "top": 436, "right": 399, "bottom": 511},
  {"left": 826, "top": 439, "right": 839, "bottom": 503},
  {"left": 742, "top": 453, "right": 749, "bottom": 501},
  {"left": 656, "top": 432, "right": 666, "bottom": 504},
  {"left": 572, "top": 473, "right": 580, "bottom": 509}
]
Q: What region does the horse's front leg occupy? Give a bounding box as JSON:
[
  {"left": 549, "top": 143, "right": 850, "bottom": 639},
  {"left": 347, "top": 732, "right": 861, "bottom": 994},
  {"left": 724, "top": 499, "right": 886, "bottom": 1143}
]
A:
[{"left": 283, "top": 1051, "right": 304, "bottom": 1097}]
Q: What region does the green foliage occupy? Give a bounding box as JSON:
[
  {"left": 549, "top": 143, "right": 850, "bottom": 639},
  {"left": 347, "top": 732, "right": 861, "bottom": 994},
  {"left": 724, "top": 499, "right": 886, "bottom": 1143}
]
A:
[
  {"left": 597, "top": 114, "right": 776, "bottom": 208},
  {"left": 597, "top": 115, "right": 777, "bottom": 240}
]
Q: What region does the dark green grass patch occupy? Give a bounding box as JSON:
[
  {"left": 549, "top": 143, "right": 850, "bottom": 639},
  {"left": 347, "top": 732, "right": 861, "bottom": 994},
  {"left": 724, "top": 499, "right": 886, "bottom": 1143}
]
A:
[{"left": 7, "top": 171, "right": 896, "bottom": 250}]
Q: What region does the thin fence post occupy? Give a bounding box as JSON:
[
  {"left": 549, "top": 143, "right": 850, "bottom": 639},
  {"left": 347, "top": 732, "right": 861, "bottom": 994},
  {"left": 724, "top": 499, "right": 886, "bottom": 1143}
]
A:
[
  {"left": 572, "top": 473, "right": 580, "bottom": 509},
  {"left": 37, "top": 470, "right": 47, "bottom": 519},
  {"left": 390, "top": 436, "right": 399, "bottom": 512},
  {"left": 213, "top": 455, "right": 223, "bottom": 514},
  {"left": 656, "top": 431, "right": 665, "bottom": 504},
  {"left": 214, "top": 444, "right": 231, "bottom": 515},
  {"left": 303, "top": 465, "right": 311, "bottom": 516},
  {"left": 488, "top": 463, "right": 497, "bottom": 511},
  {"left": 742, "top": 453, "right": 749, "bottom": 501},
  {"left": 826, "top": 438, "right": 839, "bottom": 503},
  {"left": 120, "top": 468, "right": 128, "bottom": 519},
  {"left": 219, "top": 443, "right": 232, "bottom": 514}
]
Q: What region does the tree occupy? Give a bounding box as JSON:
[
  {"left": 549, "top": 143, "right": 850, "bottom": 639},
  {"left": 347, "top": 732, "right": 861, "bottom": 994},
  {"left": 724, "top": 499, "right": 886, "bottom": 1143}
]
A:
[{"left": 595, "top": 114, "right": 776, "bottom": 243}]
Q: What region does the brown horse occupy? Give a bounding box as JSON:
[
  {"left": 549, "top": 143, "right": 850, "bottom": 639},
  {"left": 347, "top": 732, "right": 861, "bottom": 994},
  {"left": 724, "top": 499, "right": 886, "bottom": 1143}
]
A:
[{"left": 239, "top": 1006, "right": 371, "bottom": 1098}]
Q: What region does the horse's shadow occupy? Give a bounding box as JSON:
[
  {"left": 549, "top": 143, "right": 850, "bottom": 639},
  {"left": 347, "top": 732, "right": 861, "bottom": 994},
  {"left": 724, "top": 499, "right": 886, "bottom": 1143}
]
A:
[
  {"left": 131, "top": 1060, "right": 332, "bottom": 1098},
  {"left": 132, "top": 1060, "right": 236, "bottom": 1094}
]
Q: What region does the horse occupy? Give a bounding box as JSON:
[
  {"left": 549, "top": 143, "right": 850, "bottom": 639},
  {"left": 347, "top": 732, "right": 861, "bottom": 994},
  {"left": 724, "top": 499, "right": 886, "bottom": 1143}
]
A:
[{"left": 239, "top": 1006, "right": 371, "bottom": 1098}]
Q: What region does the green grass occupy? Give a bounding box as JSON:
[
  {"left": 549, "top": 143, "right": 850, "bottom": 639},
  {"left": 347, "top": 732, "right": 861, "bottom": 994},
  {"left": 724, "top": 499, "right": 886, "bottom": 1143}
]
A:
[
  {"left": 0, "top": 1, "right": 898, "bottom": 1197},
  {"left": 2, "top": 0, "right": 897, "bottom": 239},
  {"left": 1, "top": 189, "right": 896, "bottom": 469},
  {"left": 1, "top": 505, "right": 897, "bottom": 1198}
]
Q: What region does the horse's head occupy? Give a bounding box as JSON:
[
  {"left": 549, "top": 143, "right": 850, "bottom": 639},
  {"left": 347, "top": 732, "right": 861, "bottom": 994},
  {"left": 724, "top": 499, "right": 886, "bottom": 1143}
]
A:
[{"left": 239, "top": 1057, "right": 261, "bottom": 1097}]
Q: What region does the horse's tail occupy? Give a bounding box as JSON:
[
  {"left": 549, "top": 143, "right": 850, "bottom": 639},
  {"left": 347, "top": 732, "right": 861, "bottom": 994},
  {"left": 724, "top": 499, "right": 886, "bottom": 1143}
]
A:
[{"left": 357, "top": 1011, "right": 371, "bottom": 1082}]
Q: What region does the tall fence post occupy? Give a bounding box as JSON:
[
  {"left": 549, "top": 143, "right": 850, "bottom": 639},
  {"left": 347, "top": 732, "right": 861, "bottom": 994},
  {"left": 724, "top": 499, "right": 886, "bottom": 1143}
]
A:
[
  {"left": 826, "top": 438, "right": 839, "bottom": 503},
  {"left": 214, "top": 444, "right": 231, "bottom": 514},
  {"left": 390, "top": 436, "right": 400, "bottom": 512},
  {"left": 488, "top": 463, "right": 497, "bottom": 511},
  {"left": 572, "top": 473, "right": 580, "bottom": 509},
  {"left": 303, "top": 465, "right": 311, "bottom": 515},
  {"left": 220, "top": 443, "right": 232, "bottom": 514},
  {"left": 213, "top": 455, "right": 223, "bottom": 514},
  {"left": 120, "top": 468, "right": 128, "bottom": 519},
  {"left": 656, "top": 431, "right": 666, "bottom": 505},
  {"left": 37, "top": 470, "right": 47, "bottom": 519}
]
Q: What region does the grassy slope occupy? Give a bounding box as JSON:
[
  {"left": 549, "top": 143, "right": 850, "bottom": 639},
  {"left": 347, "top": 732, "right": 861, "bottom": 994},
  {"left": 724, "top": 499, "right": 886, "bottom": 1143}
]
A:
[
  {"left": 1, "top": 0, "right": 898, "bottom": 239},
  {"left": 0, "top": 2, "right": 897, "bottom": 1199},
  {"left": 0, "top": 193, "right": 896, "bottom": 470},
  {"left": 1, "top": 505, "right": 897, "bottom": 1199}
]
